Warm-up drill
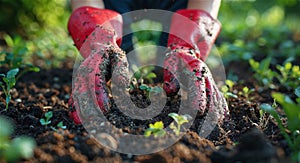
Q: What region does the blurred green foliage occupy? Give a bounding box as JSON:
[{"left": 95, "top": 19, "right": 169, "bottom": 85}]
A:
[
  {"left": 0, "top": 0, "right": 299, "bottom": 68},
  {"left": 0, "top": 0, "right": 71, "bottom": 37},
  {"left": 0, "top": 0, "right": 77, "bottom": 68}
]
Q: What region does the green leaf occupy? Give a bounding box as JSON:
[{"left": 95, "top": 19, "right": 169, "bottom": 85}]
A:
[
  {"left": 146, "top": 72, "right": 156, "bottom": 80},
  {"left": 221, "top": 85, "right": 229, "bottom": 93},
  {"left": 285, "top": 62, "right": 292, "bottom": 70},
  {"left": 7, "top": 68, "right": 19, "bottom": 79},
  {"left": 243, "top": 87, "right": 249, "bottom": 93},
  {"left": 151, "top": 86, "right": 163, "bottom": 93},
  {"left": 39, "top": 119, "right": 46, "bottom": 125},
  {"left": 4, "top": 34, "right": 14, "bottom": 47},
  {"left": 226, "top": 92, "right": 238, "bottom": 98},
  {"left": 144, "top": 129, "right": 152, "bottom": 137},
  {"left": 249, "top": 59, "right": 259, "bottom": 69},
  {"left": 225, "top": 80, "right": 235, "bottom": 90},
  {"left": 139, "top": 84, "right": 149, "bottom": 90},
  {"left": 150, "top": 121, "right": 164, "bottom": 129},
  {"left": 45, "top": 111, "right": 53, "bottom": 119},
  {"left": 168, "top": 113, "right": 179, "bottom": 124},
  {"left": 260, "top": 57, "right": 272, "bottom": 71},
  {"left": 28, "top": 67, "right": 40, "bottom": 72},
  {"left": 272, "top": 93, "right": 300, "bottom": 131},
  {"left": 260, "top": 103, "right": 277, "bottom": 116},
  {"left": 57, "top": 121, "right": 66, "bottom": 129}
]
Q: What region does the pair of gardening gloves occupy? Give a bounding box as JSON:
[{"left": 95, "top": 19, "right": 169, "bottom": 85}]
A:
[{"left": 68, "top": 7, "right": 229, "bottom": 124}]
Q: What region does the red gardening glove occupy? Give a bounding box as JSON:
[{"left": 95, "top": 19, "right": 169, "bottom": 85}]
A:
[
  {"left": 68, "top": 7, "right": 129, "bottom": 124},
  {"left": 163, "top": 10, "right": 229, "bottom": 121}
]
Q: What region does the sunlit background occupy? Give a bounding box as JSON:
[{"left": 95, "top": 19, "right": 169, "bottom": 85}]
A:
[{"left": 0, "top": 0, "right": 299, "bottom": 69}]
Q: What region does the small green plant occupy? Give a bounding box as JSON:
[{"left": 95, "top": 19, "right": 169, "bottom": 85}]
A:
[
  {"left": 250, "top": 58, "right": 300, "bottom": 91},
  {"left": 260, "top": 89, "right": 300, "bottom": 162},
  {"left": 0, "top": 68, "right": 19, "bottom": 110},
  {"left": 132, "top": 66, "right": 157, "bottom": 84},
  {"left": 221, "top": 79, "right": 238, "bottom": 99},
  {"left": 0, "top": 34, "right": 40, "bottom": 80},
  {"left": 40, "top": 111, "right": 53, "bottom": 126},
  {"left": 40, "top": 111, "right": 66, "bottom": 131},
  {"left": 0, "top": 35, "right": 28, "bottom": 68},
  {"left": 144, "top": 121, "right": 166, "bottom": 138},
  {"left": 275, "top": 62, "right": 300, "bottom": 90},
  {"left": 239, "top": 86, "right": 255, "bottom": 101},
  {"left": 0, "top": 116, "right": 36, "bottom": 162},
  {"left": 168, "top": 113, "right": 192, "bottom": 136},
  {"left": 50, "top": 121, "right": 67, "bottom": 132},
  {"left": 139, "top": 84, "right": 163, "bottom": 97},
  {"left": 249, "top": 58, "right": 276, "bottom": 89}
]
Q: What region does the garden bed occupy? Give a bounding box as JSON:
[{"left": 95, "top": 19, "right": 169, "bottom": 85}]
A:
[{"left": 0, "top": 62, "right": 293, "bottom": 163}]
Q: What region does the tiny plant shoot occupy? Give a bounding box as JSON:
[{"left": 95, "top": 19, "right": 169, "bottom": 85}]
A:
[
  {"left": 0, "top": 68, "right": 19, "bottom": 110},
  {"left": 144, "top": 121, "right": 166, "bottom": 138},
  {"left": 40, "top": 111, "right": 53, "bottom": 126},
  {"left": 168, "top": 113, "right": 192, "bottom": 136}
]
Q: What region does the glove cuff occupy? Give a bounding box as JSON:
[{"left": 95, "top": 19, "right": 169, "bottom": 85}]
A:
[
  {"left": 168, "top": 9, "right": 221, "bottom": 61},
  {"left": 68, "top": 6, "right": 122, "bottom": 50}
]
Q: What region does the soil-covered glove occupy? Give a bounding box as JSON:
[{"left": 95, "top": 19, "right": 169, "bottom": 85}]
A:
[
  {"left": 163, "top": 9, "right": 229, "bottom": 121},
  {"left": 68, "top": 7, "right": 129, "bottom": 124}
]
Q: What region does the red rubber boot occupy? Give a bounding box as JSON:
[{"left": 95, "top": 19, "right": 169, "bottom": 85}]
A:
[
  {"left": 68, "top": 7, "right": 129, "bottom": 124},
  {"left": 163, "top": 9, "right": 229, "bottom": 121}
]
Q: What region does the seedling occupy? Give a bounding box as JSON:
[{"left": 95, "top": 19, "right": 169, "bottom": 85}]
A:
[
  {"left": 40, "top": 111, "right": 67, "bottom": 131},
  {"left": 221, "top": 79, "right": 238, "bottom": 99},
  {"left": 40, "top": 111, "right": 53, "bottom": 126},
  {"left": 239, "top": 86, "right": 255, "bottom": 101},
  {"left": 0, "top": 68, "right": 19, "bottom": 110},
  {"left": 139, "top": 84, "right": 163, "bottom": 97},
  {"left": 1, "top": 35, "right": 28, "bottom": 69},
  {"left": 260, "top": 89, "right": 300, "bottom": 162},
  {"left": 132, "top": 66, "right": 157, "bottom": 84},
  {"left": 275, "top": 62, "right": 300, "bottom": 90},
  {"left": 1, "top": 34, "right": 40, "bottom": 81},
  {"left": 249, "top": 58, "right": 276, "bottom": 89},
  {"left": 144, "top": 121, "right": 166, "bottom": 138},
  {"left": 0, "top": 116, "right": 36, "bottom": 162},
  {"left": 50, "top": 121, "right": 67, "bottom": 132},
  {"left": 168, "top": 113, "right": 192, "bottom": 136}
]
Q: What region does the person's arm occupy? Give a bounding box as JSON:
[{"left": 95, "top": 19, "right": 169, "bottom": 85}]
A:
[
  {"left": 71, "top": 0, "right": 105, "bottom": 11},
  {"left": 187, "top": 0, "right": 221, "bottom": 19}
]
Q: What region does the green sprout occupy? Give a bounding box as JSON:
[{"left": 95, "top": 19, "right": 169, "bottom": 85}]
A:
[
  {"left": 221, "top": 79, "right": 238, "bottom": 99},
  {"left": 249, "top": 58, "right": 276, "bottom": 89},
  {"left": 139, "top": 84, "right": 163, "bottom": 97},
  {"left": 144, "top": 121, "right": 166, "bottom": 138},
  {"left": 50, "top": 121, "right": 67, "bottom": 132},
  {"left": 0, "top": 34, "right": 40, "bottom": 81},
  {"left": 40, "top": 111, "right": 53, "bottom": 126},
  {"left": 0, "top": 116, "right": 36, "bottom": 162},
  {"left": 239, "top": 86, "right": 255, "bottom": 101},
  {"left": 132, "top": 66, "right": 157, "bottom": 84},
  {"left": 40, "top": 111, "right": 67, "bottom": 131},
  {"left": 168, "top": 113, "right": 192, "bottom": 136},
  {"left": 275, "top": 62, "right": 300, "bottom": 90},
  {"left": 260, "top": 89, "right": 300, "bottom": 162},
  {"left": 0, "top": 68, "right": 19, "bottom": 110}
]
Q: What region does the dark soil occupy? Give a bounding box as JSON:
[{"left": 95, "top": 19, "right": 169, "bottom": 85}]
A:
[{"left": 0, "top": 61, "right": 294, "bottom": 163}]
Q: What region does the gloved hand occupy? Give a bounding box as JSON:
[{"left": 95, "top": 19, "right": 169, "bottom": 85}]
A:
[
  {"left": 68, "top": 7, "right": 129, "bottom": 124},
  {"left": 163, "top": 10, "right": 229, "bottom": 121}
]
